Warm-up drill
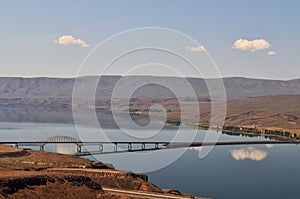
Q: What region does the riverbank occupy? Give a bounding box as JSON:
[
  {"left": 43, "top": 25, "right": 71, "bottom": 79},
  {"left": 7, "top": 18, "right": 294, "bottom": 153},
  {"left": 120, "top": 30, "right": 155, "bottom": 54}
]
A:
[{"left": 166, "top": 120, "right": 299, "bottom": 141}]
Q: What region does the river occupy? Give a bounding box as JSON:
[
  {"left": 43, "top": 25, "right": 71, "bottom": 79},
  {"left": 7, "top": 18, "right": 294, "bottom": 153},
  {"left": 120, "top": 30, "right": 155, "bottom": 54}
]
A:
[{"left": 0, "top": 122, "right": 299, "bottom": 199}]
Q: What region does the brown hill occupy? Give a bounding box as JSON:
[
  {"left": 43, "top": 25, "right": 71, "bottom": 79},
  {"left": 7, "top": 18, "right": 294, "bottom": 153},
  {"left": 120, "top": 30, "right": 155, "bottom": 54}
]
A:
[
  {"left": 224, "top": 95, "right": 300, "bottom": 133},
  {"left": 125, "top": 95, "right": 300, "bottom": 134},
  {"left": 1, "top": 76, "right": 300, "bottom": 99}
]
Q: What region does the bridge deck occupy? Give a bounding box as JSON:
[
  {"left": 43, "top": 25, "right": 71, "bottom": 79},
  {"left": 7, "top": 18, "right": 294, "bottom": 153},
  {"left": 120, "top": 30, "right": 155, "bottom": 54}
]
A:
[
  {"left": 1, "top": 140, "right": 300, "bottom": 145},
  {"left": 1, "top": 140, "right": 300, "bottom": 156}
]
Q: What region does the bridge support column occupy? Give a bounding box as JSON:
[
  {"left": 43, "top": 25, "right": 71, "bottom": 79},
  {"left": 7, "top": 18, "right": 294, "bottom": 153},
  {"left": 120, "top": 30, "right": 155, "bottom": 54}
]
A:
[
  {"left": 76, "top": 145, "right": 82, "bottom": 153},
  {"left": 114, "top": 143, "right": 118, "bottom": 152},
  {"left": 128, "top": 143, "right": 132, "bottom": 151},
  {"left": 40, "top": 145, "right": 44, "bottom": 151},
  {"left": 142, "top": 143, "right": 145, "bottom": 150},
  {"left": 155, "top": 143, "right": 158, "bottom": 149},
  {"left": 99, "top": 144, "right": 103, "bottom": 152}
]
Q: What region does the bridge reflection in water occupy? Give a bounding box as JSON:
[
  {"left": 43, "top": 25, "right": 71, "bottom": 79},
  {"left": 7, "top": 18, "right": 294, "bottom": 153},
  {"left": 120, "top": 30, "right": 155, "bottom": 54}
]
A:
[{"left": 1, "top": 135, "right": 300, "bottom": 156}]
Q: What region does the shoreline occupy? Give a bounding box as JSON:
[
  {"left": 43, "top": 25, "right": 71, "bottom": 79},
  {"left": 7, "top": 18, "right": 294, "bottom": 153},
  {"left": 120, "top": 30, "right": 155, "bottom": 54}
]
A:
[{"left": 166, "top": 120, "right": 300, "bottom": 141}]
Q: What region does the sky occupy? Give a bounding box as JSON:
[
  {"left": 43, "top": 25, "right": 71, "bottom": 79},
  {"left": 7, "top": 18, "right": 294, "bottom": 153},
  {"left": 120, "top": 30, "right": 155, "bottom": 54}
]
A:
[{"left": 0, "top": 0, "right": 299, "bottom": 80}]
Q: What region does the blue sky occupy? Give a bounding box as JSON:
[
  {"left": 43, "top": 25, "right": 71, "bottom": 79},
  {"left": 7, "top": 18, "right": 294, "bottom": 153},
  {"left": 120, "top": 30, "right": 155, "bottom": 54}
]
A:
[{"left": 0, "top": 0, "right": 299, "bottom": 79}]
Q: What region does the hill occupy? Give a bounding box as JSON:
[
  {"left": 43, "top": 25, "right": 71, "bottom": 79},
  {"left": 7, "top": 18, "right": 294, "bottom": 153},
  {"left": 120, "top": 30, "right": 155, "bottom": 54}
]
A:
[{"left": 0, "top": 76, "right": 300, "bottom": 99}]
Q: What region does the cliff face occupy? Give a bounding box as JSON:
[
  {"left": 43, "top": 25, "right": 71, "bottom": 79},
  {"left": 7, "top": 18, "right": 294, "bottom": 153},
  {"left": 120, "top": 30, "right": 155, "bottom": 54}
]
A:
[{"left": 0, "top": 145, "right": 200, "bottom": 199}]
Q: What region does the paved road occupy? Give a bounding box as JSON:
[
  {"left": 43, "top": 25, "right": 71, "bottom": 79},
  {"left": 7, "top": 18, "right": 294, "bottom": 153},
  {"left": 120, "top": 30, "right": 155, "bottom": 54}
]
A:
[
  {"left": 102, "top": 187, "right": 201, "bottom": 199},
  {"left": 165, "top": 140, "right": 300, "bottom": 149}
]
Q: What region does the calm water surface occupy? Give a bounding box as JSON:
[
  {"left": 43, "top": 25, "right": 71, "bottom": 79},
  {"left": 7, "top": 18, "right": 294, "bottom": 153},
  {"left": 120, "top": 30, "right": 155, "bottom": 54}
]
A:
[{"left": 0, "top": 122, "right": 299, "bottom": 199}]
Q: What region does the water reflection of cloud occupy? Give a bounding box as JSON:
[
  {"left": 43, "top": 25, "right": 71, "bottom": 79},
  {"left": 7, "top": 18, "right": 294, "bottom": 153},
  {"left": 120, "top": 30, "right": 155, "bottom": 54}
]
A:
[
  {"left": 265, "top": 144, "right": 274, "bottom": 148},
  {"left": 229, "top": 147, "right": 268, "bottom": 161},
  {"left": 56, "top": 144, "right": 76, "bottom": 154},
  {"left": 188, "top": 146, "right": 202, "bottom": 151}
]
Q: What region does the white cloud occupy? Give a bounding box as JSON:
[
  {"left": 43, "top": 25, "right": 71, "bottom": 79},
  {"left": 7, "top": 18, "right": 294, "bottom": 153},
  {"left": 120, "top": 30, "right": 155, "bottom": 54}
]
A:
[
  {"left": 55, "top": 35, "right": 89, "bottom": 48},
  {"left": 232, "top": 39, "right": 271, "bottom": 52},
  {"left": 186, "top": 45, "right": 206, "bottom": 52},
  {"left": 229, "top": 147, "right": 268, "bottom": 161},
  {"left": 267, "top": 51, "right": 277, "bottom": 56}
]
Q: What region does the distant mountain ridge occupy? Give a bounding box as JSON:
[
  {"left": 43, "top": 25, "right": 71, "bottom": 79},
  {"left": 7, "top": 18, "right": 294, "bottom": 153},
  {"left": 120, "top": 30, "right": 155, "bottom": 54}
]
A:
[{"left": 0, "top": 76, "right": 300, "bottom": 99}]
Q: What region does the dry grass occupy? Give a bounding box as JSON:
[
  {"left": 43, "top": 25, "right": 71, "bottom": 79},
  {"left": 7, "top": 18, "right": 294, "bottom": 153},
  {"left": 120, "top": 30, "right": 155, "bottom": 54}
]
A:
[{"left": 126, "top": 95, "right": 300, "bottom": 134}]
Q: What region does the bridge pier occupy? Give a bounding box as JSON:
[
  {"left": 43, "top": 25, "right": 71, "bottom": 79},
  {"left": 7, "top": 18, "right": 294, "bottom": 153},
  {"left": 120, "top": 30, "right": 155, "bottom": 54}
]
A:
[
  {"left": 114, "top": 143, "right": 118, "bottom": 152},
  {"left": 142, "top": 143, "right": 145, "bottom": 150},
  {"left": 128, "top": 143, "right": 132, "bottom": 151},
  {"left": 40, "top": 145, "right": 44, "bottom": 151},
  {"left": 99, "top": 144, "right": 103, "bottom": 152},
  {"left": 76, "top": 145, "right": 82, "bottom": 153}
]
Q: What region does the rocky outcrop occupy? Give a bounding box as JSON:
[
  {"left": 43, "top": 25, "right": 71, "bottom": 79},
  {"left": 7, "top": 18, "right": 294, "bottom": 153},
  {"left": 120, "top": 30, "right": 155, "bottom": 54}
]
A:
[
  {"left": 0, "top": 175, "right": 103, "bottom": 198},
  {"left": 46, "top": 168, "right": 160, "bottom": 193}
]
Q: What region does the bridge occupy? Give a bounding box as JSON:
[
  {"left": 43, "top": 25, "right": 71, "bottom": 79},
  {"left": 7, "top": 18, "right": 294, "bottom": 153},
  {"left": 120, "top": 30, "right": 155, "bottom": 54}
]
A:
[
  {"left": 0, "top": 135, "right": 167, "bottom": 156},
  {"left": 1, "top": 135, "right": 300, "bottom": 156}
]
